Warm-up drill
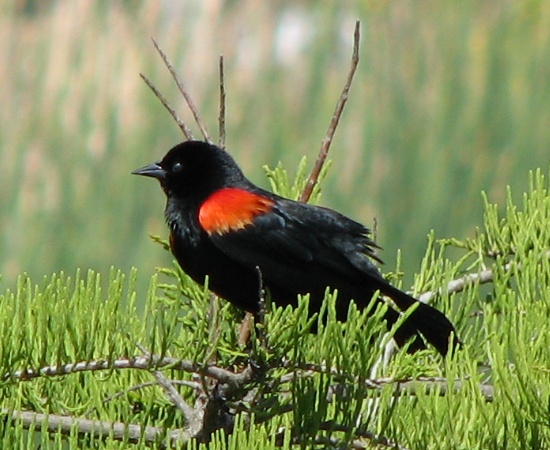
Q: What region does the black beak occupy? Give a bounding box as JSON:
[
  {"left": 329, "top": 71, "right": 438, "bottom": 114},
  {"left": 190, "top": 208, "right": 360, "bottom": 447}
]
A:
[{"left": 131, "top": 162, "right": 166, "bottom": 180}]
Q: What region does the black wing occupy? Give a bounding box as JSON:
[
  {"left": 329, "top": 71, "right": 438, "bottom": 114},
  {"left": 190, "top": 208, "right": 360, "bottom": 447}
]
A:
[
  {"left": 206, "top": 197, "right": 384, "bottom": 294},
  {"left": 206, "top": 196, "right": 459, "bottom": 356}
]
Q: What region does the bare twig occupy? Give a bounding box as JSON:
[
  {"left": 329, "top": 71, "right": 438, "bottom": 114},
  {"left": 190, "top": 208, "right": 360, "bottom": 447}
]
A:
[
  {"left": 108, "top": 379, "right": 202, "bottom": 401},
  {"left": 372, "top": 260, "right": 515, "bottom": 365},
  {"left": 3, "top": 355, "right": 252, "bottom": 389},
  {"left": 391, "top": 378, "right": 494, "bottom": 402},
  {"left": 356, "top": 376, "right": 493, "bottom": 402},
  {"left": 419, "top": 250, "right": 550, "bottom": 303},
  {"left": 140, "top": 73, "right": 194, "bottom": 140},
  {"left": 134, "top": 343, "right": 200, "bottom": 434},
  {"left": 2, "top": 408, "right": 189, "bottom": 447},
  {"left": 300, "top": 20, "right": 361, "bottom": 203},
  {"left": 279, "top": 363, "right": 494, "bottom": 402},
  {"left": 3, "top": 354, "right": 258, "bottom": 443},
  {"left": 218, "top": 54, "right": 226, "bottom": 148},
  {"left": 5, "top": 406, "right": 409, "bottom": 450},
  {"left": 3, "top": 353, "right": 494, "bottom": 447},
  {"left": 152, "top": 38, "right": 211, "bottom": 143},
  {"left": 418, "top": 261, "right": 514, "bottom": 304},
  {"left": 254, "top": 265, "right": 268, "bottom": 348},
  {"left": 84, "top": 380, "right": 202, "bottom": 417}
]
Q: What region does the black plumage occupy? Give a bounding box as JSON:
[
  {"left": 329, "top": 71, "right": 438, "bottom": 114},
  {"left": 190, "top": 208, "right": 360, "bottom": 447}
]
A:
[{"left": 133, "top": 140, "right": 460, "bottom": 355}]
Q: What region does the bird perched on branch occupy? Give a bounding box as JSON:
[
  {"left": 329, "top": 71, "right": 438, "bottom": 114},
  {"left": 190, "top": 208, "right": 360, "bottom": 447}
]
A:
[{"left": 133, "top": 140, "right": 460, "bottom": 356}]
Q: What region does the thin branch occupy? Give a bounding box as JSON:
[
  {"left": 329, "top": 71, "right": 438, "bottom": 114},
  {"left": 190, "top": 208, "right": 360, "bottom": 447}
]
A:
[
  {"left": 254, "top": 265, "right": 268, "bottom": 349},
  {"left": 139, "top": 73, "right": 194, "bottom": 140},
  {"left": 3, "top": 356, "right": 257, "bottom": 443},
  {"left": 5, "top": 349, "right": 494, "bottom": 404},
  {"left": 418, "top": 250, "right": 550, "bottom": 303},
  {"left": 299, "top": 20, "right": 361, "bottom": 203},
  {"left": 105, "top": 379, "right": 203, "bottom": 402},
  {"left": 2, "top": 408, "right": 189, "bottom": 447},
  {"left": 3, "top": 355, "right": 253, "bottom": 389},
  {"left": 358, "top": 375, "right": 493, "bottom": 402},
  {"left": 84, "top": 380, "right": 202, "bottom": 417},
  {"left": 218, "top": 54, "right": 226, "bottom": 148},
  {"left": 3, "top": 355, "right": 494, "bottom": 447},
  {"left": 193, "top": 384, "right": 234, "bottom": 442},
  {"left": 374, "top": 261, "right": 515, "bottom": 367},
  {"left": 5, "top": 406, "right": 410, "bottom": 450},
  {"left": 392, "top": 378, "right": 494, "bottom": 402},
  {"left": 135, "top": 343, "right": 199, "bottom": 434},
  {"left": 279, "top": 364, "right": 494, "bottom": 402},
  {"left": 417, "top": 261, "right": 513, "bottom": 304},
  {"left": 152, "top": 38, "right": 211, "bottom": 143}
]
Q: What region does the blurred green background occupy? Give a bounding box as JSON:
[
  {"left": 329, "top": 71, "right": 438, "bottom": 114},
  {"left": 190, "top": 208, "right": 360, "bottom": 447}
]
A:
[{"left": 1, "top": 0, "right": 549, "bottom": 294}]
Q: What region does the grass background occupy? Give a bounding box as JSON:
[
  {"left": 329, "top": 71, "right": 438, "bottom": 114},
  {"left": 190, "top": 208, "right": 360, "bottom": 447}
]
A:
[{"left": 1, "top": 0, "right": 550, "bottom": 294}]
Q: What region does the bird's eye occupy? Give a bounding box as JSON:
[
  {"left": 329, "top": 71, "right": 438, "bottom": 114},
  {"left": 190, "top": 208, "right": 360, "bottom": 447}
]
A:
[{"left": 172, "top": 162, "right": 183, "bottom": 173}]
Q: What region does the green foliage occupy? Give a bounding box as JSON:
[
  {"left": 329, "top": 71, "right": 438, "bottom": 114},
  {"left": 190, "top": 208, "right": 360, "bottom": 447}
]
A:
[
  {"left": 1, "top": 166, "right": 550, "bottom": 448},
  {"left": 2, "top": 1, "right": 550, "bottom": 291}
]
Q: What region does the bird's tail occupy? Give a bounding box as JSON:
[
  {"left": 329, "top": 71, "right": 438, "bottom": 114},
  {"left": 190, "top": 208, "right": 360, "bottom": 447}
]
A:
[{"left": 377, "top": 281, "right": 460, "bottom": 356}]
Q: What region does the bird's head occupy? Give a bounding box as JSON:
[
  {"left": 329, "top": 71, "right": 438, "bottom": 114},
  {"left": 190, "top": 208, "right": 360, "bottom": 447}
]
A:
[{"left": 132, "top": 140, "right": 246, "bottom": 201}]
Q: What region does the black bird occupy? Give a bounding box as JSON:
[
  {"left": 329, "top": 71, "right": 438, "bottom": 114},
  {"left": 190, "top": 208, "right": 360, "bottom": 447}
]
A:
[{"left": 133, "top": 140, "right": 460, "bottom": 355}]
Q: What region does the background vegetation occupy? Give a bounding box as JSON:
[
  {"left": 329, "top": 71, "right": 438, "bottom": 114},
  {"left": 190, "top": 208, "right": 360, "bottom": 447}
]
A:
[
  {"left": 1, "top": 0, "right": 550, "bottom": 448},
  {"left": 1, "top": 0, "right": 549, "bottom": 292}
]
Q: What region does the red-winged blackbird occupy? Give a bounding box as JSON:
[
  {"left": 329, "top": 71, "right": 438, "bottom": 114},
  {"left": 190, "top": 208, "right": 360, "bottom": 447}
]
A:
[{"left": 133, "top": 141, "right": 460, "bottom": 355}]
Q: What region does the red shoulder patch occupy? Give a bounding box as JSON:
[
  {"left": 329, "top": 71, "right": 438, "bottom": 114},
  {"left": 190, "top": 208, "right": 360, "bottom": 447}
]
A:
[{"left": 199, "top": 188, "right": 274, "bottom": 235}]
